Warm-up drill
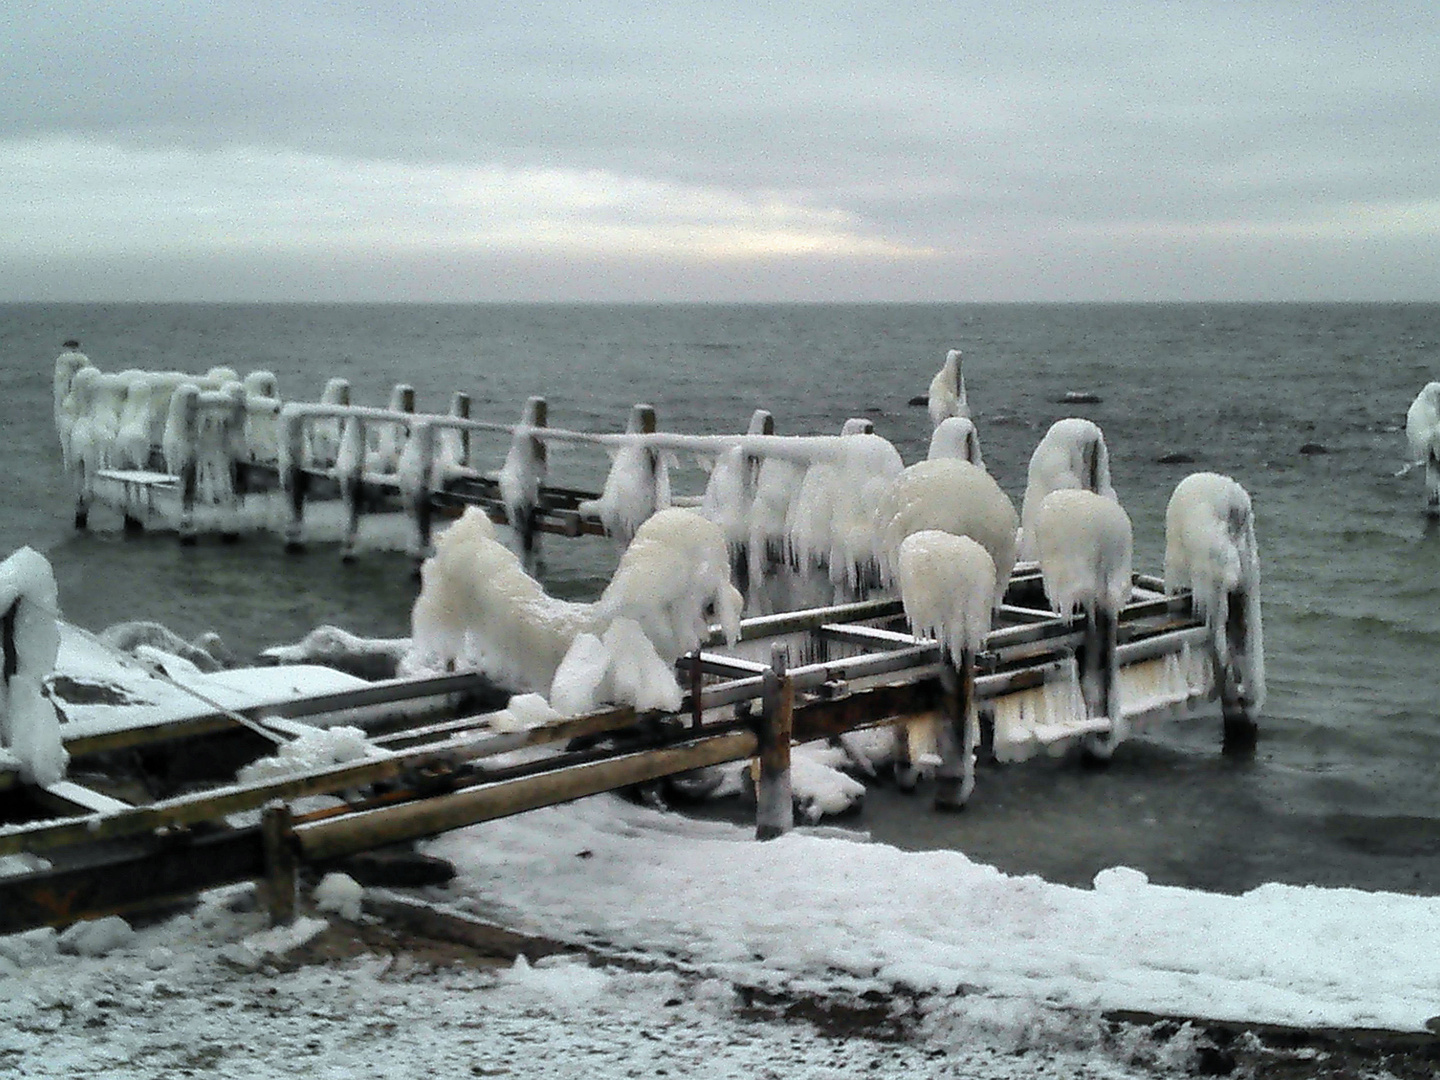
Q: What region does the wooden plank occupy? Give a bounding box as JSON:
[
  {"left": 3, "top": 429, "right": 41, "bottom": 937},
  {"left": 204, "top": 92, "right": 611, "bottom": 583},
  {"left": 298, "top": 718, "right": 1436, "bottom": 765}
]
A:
[
  {"left": 0, "top": 826, "right": 264, "bottom": 936},
  {"left": 296, "top": 729, "right": 759, "bottom": 862},
  {"left": 35, "top": 781, "right": 131, "bottom": 816}
]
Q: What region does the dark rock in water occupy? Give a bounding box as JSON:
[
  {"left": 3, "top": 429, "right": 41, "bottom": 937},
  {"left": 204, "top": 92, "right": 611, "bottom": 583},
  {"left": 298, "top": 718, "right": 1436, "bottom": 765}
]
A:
[
  {"left": 865, "top": 405, "right": 884, "bottom": 414},
  {"left": 1156, "top": 452, "right": 1196, "bottom": 465},
  {"left": 1299, "top": 442, "right": 1330, "bottom": 455},
  {"left": 1059, "top": 391, "right": 1102, "bottom": 404},
  {"left": 908, "top": 394, "right": 929, "bottom": 407}
]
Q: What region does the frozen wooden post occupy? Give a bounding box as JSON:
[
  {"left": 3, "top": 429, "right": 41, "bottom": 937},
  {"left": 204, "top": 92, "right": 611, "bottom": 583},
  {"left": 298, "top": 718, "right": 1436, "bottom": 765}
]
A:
[
  {"left": 893, "top": 721, "right": 920, "bottom": 792},
  {"left": 404, "top": 418, "right": 437, "bottom": 563},
  {"left": 449, "top": 391, "right": 472, "bottom": 469},
  {"left": 169, "top": 384, "right": 201, "bottom": 546},
  {"left": 1426, "top": 449, "right": 1440, "bottom": 517},
  {"left": 754, "top": 643, "right": 794, "bottom": 840},
  {"left": 933, "top": 648, "right": 977, "bottom": 810},
  {"left": 1079, "top": 607, "right": 1122, "bottom": 761},
  {"left": 219, "top": 383, "right": 247, "bottom": 543},
  {"left": 513, "top": 397, "right": 549, "bottom": 559},
  {"left": 337, "top": 416, "right": 366, "bottom": 563},
  {"left": 280, "top": 407, "right": 310, "bottom": 553},
  {"left": 258, "top": 801, "right": 298, "bottom": 927},
  {"left": 1220, "top": 586, "right": 1260, "bottom": 755}
]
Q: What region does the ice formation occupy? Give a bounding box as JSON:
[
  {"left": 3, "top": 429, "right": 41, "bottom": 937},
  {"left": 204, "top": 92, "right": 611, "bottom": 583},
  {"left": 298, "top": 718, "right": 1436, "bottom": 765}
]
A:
[
  {"left": 1032, "top": 488, "right": 1134, "bottom": 616},
  {"left": 896, "top": 531, "right": 997, "bottom": 664},
  {"left": 1164, "top": 472, "right": 1265, "bottom": 709},
  {"left": 235, "top": 724, "right": 382, "bottom": 785},
  {"left": 497, "top": 401, "right": 547, "bottom": 544},
  {"left": 593, "top": 507, "right": 744, "bottom": 660},
  {"left": 926, "top": 348, "right": 969, "bottom": 428},
  {"left": 241, "top": 370, "right": 282, "bottom": 466},
  {"left": 579, "top": 436, "right": 672, "bottom": 544},
  {"left": 51, "top": 343, "right": 92, "bottom": 455},
  {"left": 927, "top": 415, "right": 983, "bottom": 468},
  {"left": 410, "top": 507, "right": 740, "bottom": 712},
  {"left": 1018, "top": 418, "right": 1116, "bottom": 560},
  {"left": 0, "top": 547, "right": 69, "bottom": 786},
  {"left": 368, "top": 385, "right": 414, "bottom": 474},
  {"left": 786, "top": 431, "right": 903, "bottom": 590},
  {"left": 306, "top": 377, "right": 351, "bottom": 467},
  {"left": 873, "top": 459, "right": 1018, "bottom": 610},
  {"left": 1405, "top": 382, "right": 1440, "bottom": 511},
  {"left": 410, "top": 507, "right": 589, "bottom": 691}
]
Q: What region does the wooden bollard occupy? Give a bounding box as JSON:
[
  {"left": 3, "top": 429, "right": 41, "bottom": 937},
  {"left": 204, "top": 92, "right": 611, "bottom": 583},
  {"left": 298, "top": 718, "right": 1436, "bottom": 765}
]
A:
[
  {"left": 933, "top": 649, "right": 977, "bottom": 810},
  {"left": 755, "top": 644, "right": 794, "bottom": 840},
  {"left": 1079, "top": 607, "right": 1122, "bottom": 762},
  {"left": 1425, "top": 449, "right": 1440, "bottom": 517},
  {"left": 258, "top": 802, "right": 298, "bottom": 927},
  {"left": 1220, "top": 587, "right": 1259, "bottom": 755}
]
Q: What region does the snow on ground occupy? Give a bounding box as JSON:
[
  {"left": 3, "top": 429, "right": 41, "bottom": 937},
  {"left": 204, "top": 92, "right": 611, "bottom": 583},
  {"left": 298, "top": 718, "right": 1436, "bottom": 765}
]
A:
[
  {"left": 0, "top": 880, "right": 1190, "bottom": 1080},
  {"left": 423, "top": 796, "right": 1440, "bottom": 1035}
]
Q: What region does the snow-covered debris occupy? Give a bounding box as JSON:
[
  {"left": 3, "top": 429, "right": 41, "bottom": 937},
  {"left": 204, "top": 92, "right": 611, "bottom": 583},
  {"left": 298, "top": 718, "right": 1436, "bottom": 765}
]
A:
[
  {"left": 56, "top": 915, "right": 134, "bottom": 957},
  {"left": 235, "top": 724, "right": 384, "bottom": 785},
  {"left": 313, "top": 872, "right": 365, "bottom": 921},
  {"left": 927, "top": 414, "right": 983, "bottom": 467},
  {"left": 260, "top": 623, "right": 408, "bottom": 680},
  {"left": 874, "top": 459, "right": 1018, "bottom": 610},
  {"left": 1018, "top": 418, "right": 1117, "bottom": 560},
  {"left": 0, "top": 547, "right": 68, "bottom": 785},
  {"left": 1032, "top": 488, "right": 1134, "bottom": 616},
  {"left": 927, "top": 348, "right": 969, "bottom": 428},
  {"left": 99, "top": 620, "right": 231, "bottom": 672},
  {"left": 1164, "top": 472, "right": 1265, "bottom": 708}
]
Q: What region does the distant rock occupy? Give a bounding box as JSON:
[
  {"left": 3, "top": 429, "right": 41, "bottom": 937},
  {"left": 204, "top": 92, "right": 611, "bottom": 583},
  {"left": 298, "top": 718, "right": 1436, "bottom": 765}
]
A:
[
  {"left": 1299, "top": 443, "right": 1330, "bottom": 455},
  {"left": 1156, "top": 452, "right": 1196, "bottom": 465},
  {"left": 908, "top": 394, "right": 928, "bottom": 407},
  {"left": 1059, "top": 391, "right": 1102, "bottom": 404}
]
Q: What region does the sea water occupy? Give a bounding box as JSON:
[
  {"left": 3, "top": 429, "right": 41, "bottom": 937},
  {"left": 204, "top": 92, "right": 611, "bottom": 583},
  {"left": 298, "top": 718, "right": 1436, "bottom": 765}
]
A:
[{"left": 2, "top": 301, "right": 1438, "bottom": 894}]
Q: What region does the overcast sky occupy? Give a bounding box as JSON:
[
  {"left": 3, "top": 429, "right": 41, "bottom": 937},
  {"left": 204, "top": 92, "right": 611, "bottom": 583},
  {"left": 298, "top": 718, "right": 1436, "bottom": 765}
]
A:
[{"left": 3, "top": 2, "right": 1437, "bottom": 302}]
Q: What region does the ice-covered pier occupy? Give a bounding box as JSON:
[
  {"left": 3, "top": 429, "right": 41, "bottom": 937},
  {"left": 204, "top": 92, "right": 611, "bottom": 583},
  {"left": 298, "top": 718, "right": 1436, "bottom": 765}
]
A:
[{"left": 12, "top": 347, "right": 1267, "bottom": 932}]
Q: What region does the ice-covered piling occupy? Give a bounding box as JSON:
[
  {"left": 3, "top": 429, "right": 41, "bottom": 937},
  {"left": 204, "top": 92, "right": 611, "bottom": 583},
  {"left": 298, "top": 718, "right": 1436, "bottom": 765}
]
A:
[
  {"left": 498, "top": 397, "right": 549, "bottom": 560},
  {"left": 926, "top": 348, "right": 968, "bottom": 428},
  {"left": 1018, "top": 418, "right": 1116, "bottom": 561},
  {"left": 1406, "top": 382, "right": 1440, "bottom": 516},
  {"left": 1033, "top": 488, "right": 1134, "bottom": 760},
  {"left": 1164, "top": 472, "right": 1264, "bottom": 751},
  {"left": 579, "top": 404, "right": 668, "bottom": 545},
  {"left": 895, "top": 530, "right": 994, "bottom": 807},
  {"left": 0, "top": 547, "right": 68, "bottom": 786}
]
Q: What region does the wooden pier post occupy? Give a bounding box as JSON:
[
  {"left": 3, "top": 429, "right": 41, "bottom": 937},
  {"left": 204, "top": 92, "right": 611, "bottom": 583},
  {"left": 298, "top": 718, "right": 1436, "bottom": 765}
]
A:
[
  {"left": 1426, "top": 449, "right": 1440, "bottom": 518},
  {"left": 338, "top": 417, "right": 366, "bottom": 563},
  {"left": 755, "top": 644, "right": 794, "bottom": 840},
  {"left": 933, "top": 649, "right": 977, "bottom": 810},
  {"left": 1079, "top": 607, "right": 1122, "bottom": 761},
  {"left": 280, "top": 408, "right": 309, "bottom": 553},
  {"left": 1219, "top": 586, "right": 1259, "bottom": 755},
  {"left": 258, "top": 801, "right": 298, "bottom": 927},
  {"left": 449, "top": 392, "right": 472, "bottom": 470},
  {"left": 405, "top": 418, "right": 437, "bottom": 563},
  {"left": 515, "top": 397, "right": 549, "bottom": 560},
  {"left": 171, "top": 384, "right": 202, "bottom": 546}
]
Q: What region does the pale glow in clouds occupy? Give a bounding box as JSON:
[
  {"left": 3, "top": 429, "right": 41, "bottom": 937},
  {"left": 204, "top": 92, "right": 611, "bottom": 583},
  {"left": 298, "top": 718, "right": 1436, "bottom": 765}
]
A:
[
  {"left": 2, "top": 1, "right": 1436, "bottom": 301},
  {"left": 5, "top": 138, "right": 925, "bottom": 261}
]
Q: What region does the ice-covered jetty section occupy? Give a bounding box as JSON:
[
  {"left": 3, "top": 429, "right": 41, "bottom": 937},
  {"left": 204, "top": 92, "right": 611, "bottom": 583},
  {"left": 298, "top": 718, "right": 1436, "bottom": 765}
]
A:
[{"left": 0, "top": 548, "right": 68, "bottom": 786}]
